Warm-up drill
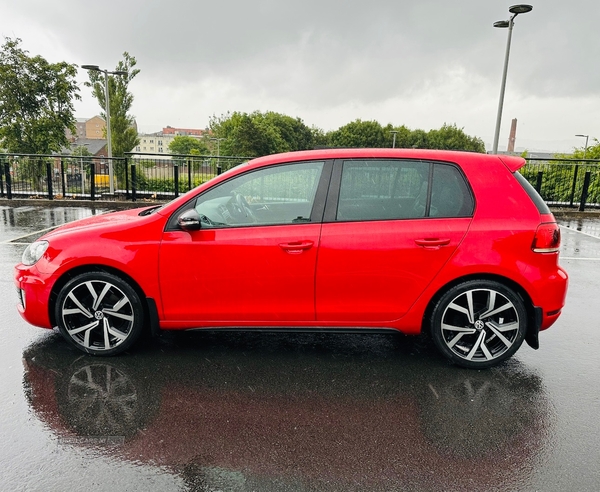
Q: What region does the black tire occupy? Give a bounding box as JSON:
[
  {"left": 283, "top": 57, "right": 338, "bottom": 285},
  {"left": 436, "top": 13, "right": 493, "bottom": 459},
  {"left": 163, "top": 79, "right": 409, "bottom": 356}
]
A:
[
  {"left": 430, "top": 280, "right": 527, "bottom": 369},
  {"left": 55, "top": 271, "right": 144, "bottom": 356}
]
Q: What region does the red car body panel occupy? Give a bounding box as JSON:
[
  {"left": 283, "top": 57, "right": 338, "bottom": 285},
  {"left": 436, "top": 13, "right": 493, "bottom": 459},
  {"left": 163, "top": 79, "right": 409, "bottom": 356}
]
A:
[
  {"left": 316, "top": 218, "right": 471, "bottom": 322},
  {"left": 15, "top": 149, "right": 568, "bottom": 346},
  {"left": 158, "top": 224, "right": 321, "bottom": 323}
]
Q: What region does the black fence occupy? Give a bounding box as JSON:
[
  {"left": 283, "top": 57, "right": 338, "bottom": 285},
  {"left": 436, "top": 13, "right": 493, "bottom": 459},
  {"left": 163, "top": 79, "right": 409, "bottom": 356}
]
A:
[
  {"left": 0, "top": 153, "right": 248, "bottom": 202},
  {"left": 1, "top": 153, "right": 600, "bottom": 210},
  {"left": 521, "top": 157, "right": 600, "bottom": 211}
]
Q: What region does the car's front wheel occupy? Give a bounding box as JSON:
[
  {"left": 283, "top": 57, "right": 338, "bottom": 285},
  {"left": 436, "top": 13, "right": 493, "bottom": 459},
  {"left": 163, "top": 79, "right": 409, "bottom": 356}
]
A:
[
  {"left": 430, "top": 280, "right": 527, "bottom": 369},
  {"left": 55, "top": 271, "right": 144, "bottom": 356}
]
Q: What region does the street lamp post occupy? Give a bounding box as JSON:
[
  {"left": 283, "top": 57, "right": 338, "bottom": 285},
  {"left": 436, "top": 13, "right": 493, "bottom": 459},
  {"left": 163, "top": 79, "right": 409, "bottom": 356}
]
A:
[
  {"left": 492, "top": 5, "right": 533, "bottom": 154},
  {"left": 571, "top": 134, "right": 590, "bottom": 208},
  {"left": 390, "top": 131, "right": 398, "bottom": 148},
  {"left": 209, "top": 137, "right": 226, "bottom": 170},
  {"left": 73, "top": 143, "right": 90, "bottom": 195},
  {"left": 574, "top": 134, "right": 591, "bottom": 210},
  {"left": 576, "top": 134, "right": 589, "bottom": 159},
  {"left": 81, "top": 64, "right": 127, "bottom": 194}
]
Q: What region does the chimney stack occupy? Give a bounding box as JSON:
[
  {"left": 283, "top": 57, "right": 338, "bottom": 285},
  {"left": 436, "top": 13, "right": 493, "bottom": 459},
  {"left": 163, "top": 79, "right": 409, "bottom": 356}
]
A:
[{"left": 507, "top": 118, "right": 517, "bottom": 153}]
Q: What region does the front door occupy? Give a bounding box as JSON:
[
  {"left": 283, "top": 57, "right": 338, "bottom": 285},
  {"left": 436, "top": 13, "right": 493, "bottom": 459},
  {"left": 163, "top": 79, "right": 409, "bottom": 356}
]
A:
[{"left": 159, "top": 161, "right": 329, "bottom": 324}]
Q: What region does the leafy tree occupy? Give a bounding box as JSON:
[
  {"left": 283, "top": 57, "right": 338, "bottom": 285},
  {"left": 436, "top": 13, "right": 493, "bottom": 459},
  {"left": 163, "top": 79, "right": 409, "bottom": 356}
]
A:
[
  {"left": 168, "top": 135, "right": 210, "bottom": 172},
  {"left": 210, "top": 111, "right": 485, "bottom": 156},
  {"left": 425, "top": 124, "right": 485, "bottom": 152},
  {"left": 572, "top": 138, "right": 600, "bottom": 160},
  {"left": 84, "top": 52, "right": 140, "bottom": 157},
  {"left": 327, "top": 120, "right": 387, "bottom": 148},
  {"left": 210, "top": 111, "right": 319, "bottom": 157},
  {"left": 0, "top": 37, "right": 80, "bottom": 154},
  {"left": 326, "top": 121, "right": 484, "bottom": 152},
  {"left": 168, "top": 135, "right": 209, "bottom": 155}
]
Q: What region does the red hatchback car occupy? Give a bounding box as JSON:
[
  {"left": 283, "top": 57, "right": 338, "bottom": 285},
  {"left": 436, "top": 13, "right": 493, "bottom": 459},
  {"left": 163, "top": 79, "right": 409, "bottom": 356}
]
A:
[{"left": 15, "top": 149, "right": 568, "bottom": 368}]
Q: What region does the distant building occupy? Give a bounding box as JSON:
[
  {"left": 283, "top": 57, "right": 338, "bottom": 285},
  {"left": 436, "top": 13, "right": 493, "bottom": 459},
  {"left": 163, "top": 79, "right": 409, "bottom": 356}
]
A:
[
  {"left": 135, "top": 126, "right": 207, "bottom": 154},
  {"left": 66, "top": 116, "right": 106, "bottom": 141},
  {"left": 161, "top": 126, "right": 206, "bottom": 137},
  {"left": 135, "top": 133, "right": 176, "bottom": 154}
]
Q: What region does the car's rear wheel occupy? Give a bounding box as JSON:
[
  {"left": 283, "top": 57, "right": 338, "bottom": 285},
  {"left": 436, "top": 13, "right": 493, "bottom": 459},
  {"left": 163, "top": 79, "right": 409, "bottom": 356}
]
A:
[
  {"left": 430, "top": 280, "right": 527, "bottom": 369},
  {"left": 55, "top": 272, "right": 144, "bottom": 356}
]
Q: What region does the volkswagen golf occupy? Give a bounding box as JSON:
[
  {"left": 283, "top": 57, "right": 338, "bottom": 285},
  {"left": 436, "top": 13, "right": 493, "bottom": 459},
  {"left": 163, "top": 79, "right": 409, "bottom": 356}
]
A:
[{"left": 15, "top": 149, "right": 568, "bottom": 368}]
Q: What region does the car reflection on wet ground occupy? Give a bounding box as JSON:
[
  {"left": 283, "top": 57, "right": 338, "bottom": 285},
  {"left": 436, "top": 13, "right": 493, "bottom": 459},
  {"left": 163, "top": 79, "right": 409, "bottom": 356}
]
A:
[{"left": 1, "top": 203, "right": 600, "bottom": 491}]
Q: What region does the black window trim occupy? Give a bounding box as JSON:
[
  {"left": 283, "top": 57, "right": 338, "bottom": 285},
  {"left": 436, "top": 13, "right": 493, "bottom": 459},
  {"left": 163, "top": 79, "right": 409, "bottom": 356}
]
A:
[
  {"left": 165, "top": 160, "right": 334, "bottom": 232},
  {"left": 323, "top": 157, "right": 475, "bottom": 223}
]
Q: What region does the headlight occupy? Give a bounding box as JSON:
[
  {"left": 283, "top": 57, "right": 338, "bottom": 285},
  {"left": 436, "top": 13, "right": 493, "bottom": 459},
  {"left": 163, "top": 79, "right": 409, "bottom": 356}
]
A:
[{"left": 22, "top": 240, "right": 49, "bottom": 266}]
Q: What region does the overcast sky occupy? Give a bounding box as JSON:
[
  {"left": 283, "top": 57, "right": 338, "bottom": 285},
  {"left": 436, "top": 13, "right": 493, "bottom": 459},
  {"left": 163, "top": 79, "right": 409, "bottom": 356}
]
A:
[{"left": 2, "top": 0, "right": 599, "bottom": 152}]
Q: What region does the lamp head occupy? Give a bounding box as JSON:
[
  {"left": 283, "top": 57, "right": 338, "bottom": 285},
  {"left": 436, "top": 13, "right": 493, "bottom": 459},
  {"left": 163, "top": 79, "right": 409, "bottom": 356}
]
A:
[{"left": 509, "top": 4, "right": 533, "bottom": 14}]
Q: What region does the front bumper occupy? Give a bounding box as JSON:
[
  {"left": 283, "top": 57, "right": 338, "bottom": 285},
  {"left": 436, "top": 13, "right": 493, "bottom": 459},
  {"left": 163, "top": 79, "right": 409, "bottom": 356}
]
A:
[{"left": 14, "top": 264, "right": 55, "bottom": 329}]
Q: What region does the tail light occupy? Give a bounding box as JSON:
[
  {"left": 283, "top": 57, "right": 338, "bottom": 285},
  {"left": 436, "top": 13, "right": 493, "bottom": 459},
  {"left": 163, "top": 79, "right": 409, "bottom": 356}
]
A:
[{"left": 532, "top": 222, "right": 561, "bottom": 253}]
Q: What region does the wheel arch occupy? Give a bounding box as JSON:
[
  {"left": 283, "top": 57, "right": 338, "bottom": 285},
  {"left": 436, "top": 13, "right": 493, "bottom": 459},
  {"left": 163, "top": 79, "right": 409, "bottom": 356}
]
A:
[
  {"left": 48, "top": 264, "right": 154, "bottom": 335},
  {"left": 422, "top": 273, "right": 536, "bottom": 339}
]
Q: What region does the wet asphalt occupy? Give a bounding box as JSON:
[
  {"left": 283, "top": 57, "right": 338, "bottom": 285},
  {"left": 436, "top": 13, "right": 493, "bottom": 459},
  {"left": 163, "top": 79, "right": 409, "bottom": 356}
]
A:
[{"left": 0, "top": 202, "right": 599, "bottom": 492}]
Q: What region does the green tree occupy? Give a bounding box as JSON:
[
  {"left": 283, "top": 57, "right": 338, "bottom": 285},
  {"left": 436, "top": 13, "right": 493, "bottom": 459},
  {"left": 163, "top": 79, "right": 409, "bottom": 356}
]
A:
[
  {"left": 168, "top": 134, "right": 210, "bottom": 172},
  {"left": 572, "top": 138, "right": 600, "bottom": 160},
  {"left": 327, "top": 119, "right": 387, "bottom": 148},
  {"left": 210, "top": 111, "right": 319, "bottom": 157},
  {"left": 425, "top": 124, "right": 485, "bottom": 152},
  {"left": 84, "top": 52, "right": 140, "bottom": 157},
  {"left": 0, "top": 37, "right": 80, "bottom": 154},
  {"left": 168, "top": 135, "right": 209, "bottom": 155}
]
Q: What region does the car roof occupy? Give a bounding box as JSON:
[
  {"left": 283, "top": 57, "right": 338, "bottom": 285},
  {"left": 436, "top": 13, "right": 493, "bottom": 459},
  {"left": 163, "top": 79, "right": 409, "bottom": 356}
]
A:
[
  {"left": 158, "top": 148, "right": 526, "bottom": 217},
  {"left": 244, "top": 148, "right": 526, "bottom": 172}
]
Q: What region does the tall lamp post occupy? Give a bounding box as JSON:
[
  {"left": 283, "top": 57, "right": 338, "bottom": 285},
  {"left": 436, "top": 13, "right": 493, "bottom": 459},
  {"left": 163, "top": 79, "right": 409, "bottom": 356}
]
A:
[
  {"left": 571, "top": 134, "right": 590, "bottom": 208},
  {"left": 209, "top": 137, "right": 226, "bottom": 169},
  {"left": 576, "top": 134, "right": 589, "bottom": 159},
  {"left": 390, "top": 130, "right": 398, "bottom": 148},
  {"left": 81, "top": 64, "right": 127, "bottom": 194},
  {"left": 492, "top": 5, "right": 533, "bottom": 154}
]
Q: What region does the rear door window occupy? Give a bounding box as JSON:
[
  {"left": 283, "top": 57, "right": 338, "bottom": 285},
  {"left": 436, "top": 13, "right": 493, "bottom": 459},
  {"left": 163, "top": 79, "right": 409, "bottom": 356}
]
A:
[{"left": 335, "top": 160, "right": 474, "bottom": 221}]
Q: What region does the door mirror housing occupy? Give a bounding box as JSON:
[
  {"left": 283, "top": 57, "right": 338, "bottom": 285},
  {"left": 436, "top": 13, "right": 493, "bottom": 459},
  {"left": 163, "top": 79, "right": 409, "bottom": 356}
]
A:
[{"left": 177, "top": 209, "right": 202, "bottom": 231}]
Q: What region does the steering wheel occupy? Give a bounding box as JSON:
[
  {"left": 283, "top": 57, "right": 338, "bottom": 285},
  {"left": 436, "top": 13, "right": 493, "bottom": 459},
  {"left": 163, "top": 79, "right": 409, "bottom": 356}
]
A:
[{"left": 230, "top": 192, "right": 257, "bottom": 223}]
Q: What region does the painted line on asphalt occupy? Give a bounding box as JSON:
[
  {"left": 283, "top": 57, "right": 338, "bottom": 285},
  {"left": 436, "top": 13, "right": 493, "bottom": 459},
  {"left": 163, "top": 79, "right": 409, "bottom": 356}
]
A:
[
  {"left": 0, "top": 225, "right": 58, "bottom": 244},
  {"left": 561, "top": 257, "right": 600, "bottom": 261},
  {"left": 559, "top": 224, "right": 600, "bottom": 240}
]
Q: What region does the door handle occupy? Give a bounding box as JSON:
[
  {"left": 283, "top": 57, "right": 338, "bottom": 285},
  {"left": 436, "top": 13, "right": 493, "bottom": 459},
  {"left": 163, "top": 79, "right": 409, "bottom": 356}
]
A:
[
  {"left": 414, "top": 238, "right": 451, "bottom": 248},
  {"left": 279, "top": 240, "right": 314, "bottom": 254}
]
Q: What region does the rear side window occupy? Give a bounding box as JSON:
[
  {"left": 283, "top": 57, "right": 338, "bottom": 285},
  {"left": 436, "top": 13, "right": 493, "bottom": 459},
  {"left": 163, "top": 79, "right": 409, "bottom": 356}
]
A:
[
  {"left": 514, "top": 172, "right": 551, "bottom": 214},
  {"left": 336, "top": 160, "right": 474, "bottom": 221}
]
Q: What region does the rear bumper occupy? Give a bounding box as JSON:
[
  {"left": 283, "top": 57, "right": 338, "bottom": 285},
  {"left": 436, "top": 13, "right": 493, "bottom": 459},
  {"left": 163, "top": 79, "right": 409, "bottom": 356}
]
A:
[{"left": 537, "top": 266, "right": 568, "bottom": 331}]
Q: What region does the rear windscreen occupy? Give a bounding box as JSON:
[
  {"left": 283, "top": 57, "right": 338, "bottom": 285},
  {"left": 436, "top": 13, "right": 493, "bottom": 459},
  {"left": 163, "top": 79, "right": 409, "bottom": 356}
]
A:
[{"left": 514, "top": 172, "right": 551, "bottom": 214}]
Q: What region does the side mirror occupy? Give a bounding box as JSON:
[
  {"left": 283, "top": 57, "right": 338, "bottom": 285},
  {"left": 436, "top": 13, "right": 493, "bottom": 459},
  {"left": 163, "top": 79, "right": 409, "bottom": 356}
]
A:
[{"left": 177, "top": 209, "right": 202, "bottom": 231}]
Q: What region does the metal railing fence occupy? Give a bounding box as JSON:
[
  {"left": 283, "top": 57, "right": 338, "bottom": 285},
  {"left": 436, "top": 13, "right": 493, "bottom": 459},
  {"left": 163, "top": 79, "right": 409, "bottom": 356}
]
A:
[
  {"left": 521, "top": 157, "right": 600, "bottom": 211},
  {"left": 0, "top": 153, "right": 249, "bottom": 202},
  {"left": 2, "top": 153, "right": 600, "bottom": 211}
]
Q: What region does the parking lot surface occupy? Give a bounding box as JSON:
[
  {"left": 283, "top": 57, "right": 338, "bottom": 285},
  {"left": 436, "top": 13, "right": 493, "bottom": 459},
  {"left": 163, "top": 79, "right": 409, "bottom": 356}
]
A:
[{"left": 1, "top": 203, "right": 599, "bottom": 491}]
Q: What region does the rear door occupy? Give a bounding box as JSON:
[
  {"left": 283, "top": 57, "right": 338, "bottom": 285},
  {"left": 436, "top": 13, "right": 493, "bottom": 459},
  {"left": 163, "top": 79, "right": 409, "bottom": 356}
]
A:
[{"left": 316, "top": 159, "right": 474, "bottom": 323}]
